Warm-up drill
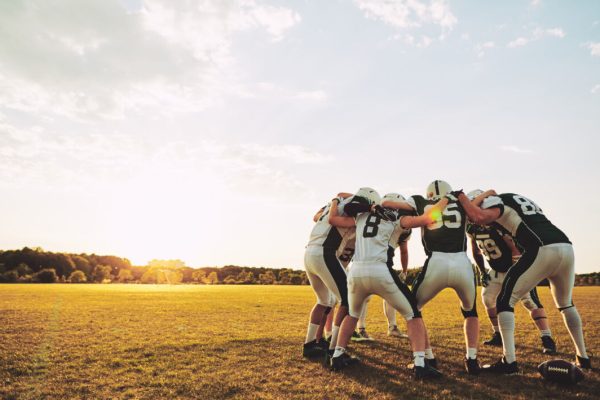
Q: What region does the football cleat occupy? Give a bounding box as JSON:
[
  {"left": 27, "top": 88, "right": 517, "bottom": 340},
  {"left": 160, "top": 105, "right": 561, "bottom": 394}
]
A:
[
  {"left": 541, "top": 336, "right": 557, "bottom": 355},
  {"left": 415, "top": 364, "right": 443, "bottom": 380},
  {"left": 483, "top": 332, "right": 502, "bottom": 347},
  {"left": 323, "top": 349, "right": 334, "bottom": 367},
  {"left": 317, "top": 339, "right": 330, "bottom": 352},
  {"left": 408, "top": 358, "right": 437, "bottom": 370},
  {"left": 576, "top": 355, "right": 592, "bottom": 370},
  {"left": 351, "top": 328, "right": 375, "bottom": 342},
  {"left": 330, "top": 352, "right": 360, "bottom": 371},
  {"left": 482, "top": 357, "right": 519, "bottom": 375},
  {"left": 387, "top": 325, "right": 409, "bottom": 338},
  {"left": 464, "top": 357, "right": 481, "bottom": 375},
  {"left": 303, "top": 340, "right": 326, "bottom": 359}
]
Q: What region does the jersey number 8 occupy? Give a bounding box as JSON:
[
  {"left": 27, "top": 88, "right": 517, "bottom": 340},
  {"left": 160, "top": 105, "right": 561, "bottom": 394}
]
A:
[
  {"left": 513, "top": 195, "right": 543, "bottom": 216},
  {"left": 363, "top": 214, "right": 381, "bottom": 238}
]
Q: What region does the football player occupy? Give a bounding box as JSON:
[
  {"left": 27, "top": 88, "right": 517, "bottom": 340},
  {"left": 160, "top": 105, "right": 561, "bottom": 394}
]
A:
[
  {"left": 383, "top": 181, "right": 494, "bottom": 375},
  {"left": 329, "top": 193, "right": 446, "bottom": 379},
  {"left": 456, "top": 191, "right": 591, "bottom": 373},
  {"left": 302, "top": 192, "right": 355, "bottom": 358},
  {"left": 466, "top": 189, "right": 557, "bottom": 355},
  {"left": 354, "top": 195, "right": 413, "bottom": 340}
]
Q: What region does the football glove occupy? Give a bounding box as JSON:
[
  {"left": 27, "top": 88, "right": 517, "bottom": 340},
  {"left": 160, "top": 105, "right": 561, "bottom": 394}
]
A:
[
  {"left": 480, "top": 269, "right": 491, "bottom": 287},
  {"left": 373, "top": 205, "right": 397, "bottom": 222}
]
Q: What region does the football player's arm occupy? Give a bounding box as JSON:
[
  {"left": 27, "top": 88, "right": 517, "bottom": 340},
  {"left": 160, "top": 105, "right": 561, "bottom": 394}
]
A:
[
  {"left": 399, "top": 241, "right": 409, "bottom": 274},
  {"left": 457, "top": 193, "right": 501, "bottom": 225},
  {"left": 470, "top": 237, "right": 486, "bottom": 275},
  {"left": 328, "top": 198, "right": 356, "bottom": 228},
  {"left": 397, "top": 197, "right": 449, "bottom": 229},
  {"left": 502, "top": 235, "right": 521, "bottom": 259},
  {"left": 380, "top": 200, "right": 414, "bottom": 211},
  {"left": 313, "top": 206, "right": 326, "bottom": 222},
  {"left": 471, "top": 190, "right": 497, "bottom": 207}
]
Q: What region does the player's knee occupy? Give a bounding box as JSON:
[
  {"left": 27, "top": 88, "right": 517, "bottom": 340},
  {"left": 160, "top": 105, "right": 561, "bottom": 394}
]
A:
[
  {"left": 558, "top": 303, "right": 575, "bottom": 313},
  {"left": 461, "top": 307, "right": 478, "bottom": 318},
  {"left": 496, "top": 297, "right": 515, "bottom": 313},
  {"left": 482, "top": 293, "right": 496, "bottom": 309},
  {"left": 520, "top": 298, "right": 538, "bottom": 312}
]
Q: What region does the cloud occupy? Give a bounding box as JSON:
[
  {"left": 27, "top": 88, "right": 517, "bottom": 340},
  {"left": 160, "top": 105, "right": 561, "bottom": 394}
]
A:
[
  {"left": 0, "top": 0, "right": 301, "bottom": 119},
  {"left": 585, "top": 42, "right": 600, "bottom": 56},
  {"left": 530, "top": 0, "right": 542, "bottom": 7},
  {"left": 591, "top": 84, "right": 600, "bottom": 94},
  {"left": 354, "top": 0, "right": 457, "bottom": 33},
  {"left": 500, "top": 145, "right": 533, "bottom": 154},
  {"left": 389, "top": 33, "right": 433, "bottom": 48},
  {"left": 475, "top": 41, "right": 495, "bottom": 58},
  {"left": 507, "top": 27, "right": 565, "bottom": 48}
]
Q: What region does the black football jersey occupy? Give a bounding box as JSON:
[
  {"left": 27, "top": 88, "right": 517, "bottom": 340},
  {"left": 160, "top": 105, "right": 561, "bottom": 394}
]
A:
[
  {"left": 408, "top": 195, "right": 467, "bottom": 255},
  {"left": 467, "top": 223, "right": 513, "bottom": 272},
  {"left": 481, "top": 193, "right": 570, "bottom": 249}
]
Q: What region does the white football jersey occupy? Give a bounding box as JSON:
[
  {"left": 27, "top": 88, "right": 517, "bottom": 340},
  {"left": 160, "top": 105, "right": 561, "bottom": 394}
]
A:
[
  {"left": 353, "top": 210, "right": 401, "bottom": 264},
  {"left": 307, "top": 197, "right": 356, "bottom": 251}
]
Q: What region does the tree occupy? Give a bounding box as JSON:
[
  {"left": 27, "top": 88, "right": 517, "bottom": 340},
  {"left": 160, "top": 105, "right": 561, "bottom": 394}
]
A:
[
  {"left": 34, "top": 268, "right": 58, "bottom": 283},
  {"left": 259, "top": 270, "right": 276, "bottom": 284},
  {"left": 236, "top": 271, "right": 255, "bottom": 284},
  {"left": 72, "top": 255, "right": 93, "bottom": 278},
  {"left": 16, "top": 263, "right": 32, "bottom": 277},
  {"left": 192, "top": 270, "right": 206, "bottom": 283},
  {"left": 1, "top": 270, "right": 18, "bottom": 283},
  {"left": 117, "top": 269, "right": 134, "bottom": 282},
  {"left": 290, "top": 274, "right": 303, "bottom": 285},
  {"left": 206, "top": 271, "right": 219, "bottom": 284},
  {"left": 93, "top": 265, "right": 112, "bottom": 283},
  {"left": 141, "top": 269, "right": 157, "bottom": 284},
  {"left": 69, "top": 270, "right": 87, "bottom": 283}
]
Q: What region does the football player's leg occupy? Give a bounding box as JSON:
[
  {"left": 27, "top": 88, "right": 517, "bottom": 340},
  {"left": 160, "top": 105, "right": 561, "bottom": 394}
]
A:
[
  {"left": 332, "top": 276, "right": 367, "bottom": 361},
  {"left": 380, "top": 273, "right": 427, "bottom": 365},
  {"left": 324, "top": 299, "right": 336, "bottom": 339},
  {"left": 357, "top": 295, "right": 370, "bottom": 329},
  {"left": 320, "top": 251, "right": 349, "bottom": 351},
  {"left": 482, "top": 272, "right": 503, "bottom": 341},
  {"left": 304, "top": 255, "right": 334, "bottom": 345},
  {"left": 451, "top": 256, "right": 479, "bottom": 369},
  {"left": 520, "top": 288, "right": 555, "bottom": 353},
  {"left": 496, "top": 247, "right": 547, "bottom": 364},
  {"left": 547, "top": 244, "right": 588, "bottom": 359},
  {"left": 413, "top": 257, "right": 446, "bottom": 362}
]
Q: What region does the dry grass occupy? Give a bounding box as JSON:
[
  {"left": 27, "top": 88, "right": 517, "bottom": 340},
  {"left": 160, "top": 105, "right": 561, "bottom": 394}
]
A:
[{"left": 0, "top": 284, "right": 598, "bottom": 399}]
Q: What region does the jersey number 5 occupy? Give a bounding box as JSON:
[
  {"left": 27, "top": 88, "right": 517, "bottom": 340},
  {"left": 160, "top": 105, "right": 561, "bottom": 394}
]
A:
[{"left": 424, "top": 203, "right": 462, "bottom": 230}]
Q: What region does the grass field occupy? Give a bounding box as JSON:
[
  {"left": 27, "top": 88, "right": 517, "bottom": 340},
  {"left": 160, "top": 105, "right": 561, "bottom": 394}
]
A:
[{"left": 0, "top": 284, "right": 598, "bottom": 399}]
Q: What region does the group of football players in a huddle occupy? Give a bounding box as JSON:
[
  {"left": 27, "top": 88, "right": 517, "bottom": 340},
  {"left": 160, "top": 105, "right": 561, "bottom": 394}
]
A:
[{"left": 302, "top": 181, "right": 591, "bottom": 379}]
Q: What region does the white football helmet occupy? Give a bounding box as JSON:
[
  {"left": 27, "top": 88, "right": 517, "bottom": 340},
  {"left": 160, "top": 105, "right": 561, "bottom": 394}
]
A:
[
  {"left": 467, "top": 189, "right": 484, "bottom": 201},
  {"left": 355, "top": 187, "right": 381, "bottom": 205},
  {"left": 426, "top": 180, "right": 452, "bottom": 200},
  {"left": 382, "top": 193, "right": 405, "bottom": 203}
]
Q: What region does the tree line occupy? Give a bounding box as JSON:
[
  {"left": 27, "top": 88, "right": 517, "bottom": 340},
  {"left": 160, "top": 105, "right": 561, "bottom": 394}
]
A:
[{"left": 0, "top": 247, "right": 598, "bottom": 285}]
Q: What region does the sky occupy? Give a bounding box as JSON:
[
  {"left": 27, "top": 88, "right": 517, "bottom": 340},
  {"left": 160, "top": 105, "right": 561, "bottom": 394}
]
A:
[{"left": 0, "top": 0, "right": 599, "bottom": 272}]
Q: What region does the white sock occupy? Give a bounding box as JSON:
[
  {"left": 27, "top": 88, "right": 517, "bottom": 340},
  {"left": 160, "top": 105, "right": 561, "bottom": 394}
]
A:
[
  {"left": 305, "top": 323, "right": 319, "bottom": 344},
  {"left": 333, "top": 346, "right": 345, "bottom": 358},
  {"left": 466, "top": 348, "right": 477, "bottom": 359},
  {"left": 329, "top": 325, "right": 340, "bottom": 350},
  {"left": 561, "top": 307, "right": 587, "bottom": 358},
  {"left": 498, "top": 311, "right": 516, "bottom": 363},
  {"left": 424, "top": 348, "right": 434, "bottom": 359},
  {"left": 413, "top": 351, "right": 425, "bottom": 367},
  {"left": 540, "top": 329, "right": 551, "bottom": 337}
]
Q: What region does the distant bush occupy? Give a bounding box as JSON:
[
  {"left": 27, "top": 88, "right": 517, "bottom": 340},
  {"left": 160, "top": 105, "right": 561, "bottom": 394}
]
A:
[
  {"left": 0, "top": 270, "right": 19, "bottom": 283},
  {"left": 34, "top": 268, "right": 58, "bottom": 283},
  {"left": 69, "top": 270, "right": 87, "bottom": 283}
]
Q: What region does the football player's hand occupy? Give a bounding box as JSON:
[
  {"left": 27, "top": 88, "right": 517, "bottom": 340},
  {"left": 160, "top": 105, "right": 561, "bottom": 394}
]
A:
[
  {"left": 446, "top": 189, "right": 464, "bottom": 201},
  {"left": 480, "top": 269, "right": 491, "bottom": 287},
  {"left": 373, "top": 205, "right": 396, "bottom": 221}
]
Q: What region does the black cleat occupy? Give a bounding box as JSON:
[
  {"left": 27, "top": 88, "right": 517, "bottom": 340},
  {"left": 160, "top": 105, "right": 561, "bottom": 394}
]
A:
[
  {"left": 541, "top": 336, "right": 557, "bottom": 355},
  {"left": 465, "top": 357, "right": 481, "bottom": 375},
  {"left": 303, "top": 340, "right": 326, "bottom": 358},
  {"left": 317, "top": 339, "right": 330, "bottom": 352},
  {"left": 323, "top": 349, "right": 334, "bottom": 366},
  {"left": 330, "top": 352, "right": 360, "bottom": 371},
  {"left": 415, "top": 364, "right": 443, "bottom": 379},
  {"left": 484, "top": 332, "right": 502, "bottom": 347},
  {"left": 576, "top": 355, "right": 592, "bottom": 370},
  {"left": 482, "top": 357, "right": 519, "bottom": 375},
  {"left": 426, "top": 358, "right": 438, "bottom": 369}
]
